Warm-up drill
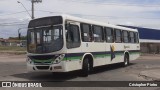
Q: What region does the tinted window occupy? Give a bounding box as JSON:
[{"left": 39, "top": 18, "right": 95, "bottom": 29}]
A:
[
  {"left": 28, "top": 26, "right": 63, "bottom": 53},
  {"left": 29, "top": 16, "right": 63, "bottom": 28},
  {"left": 92, "top": 25, "right": 103, "bottom": 42},
  {"left": 123, "top": 31, "right": 129, "bottom": 43},
  {"left": 66, "top": 25, "right": 80, "bottom": 49},
  {"left": 80, "top": 23, "right": 92, "bottom": 42},
  {"left": 105, "top": 27, "right": 114, "bottom": 43},
  {"left": 134, "top": 32, "right": 139, "bottom": 43},
  {"left": 129, "top": 32, "right": 135, "bottom": 43},
  {"left": 115, "top": 29, "right": 122, "bottom": 43}
]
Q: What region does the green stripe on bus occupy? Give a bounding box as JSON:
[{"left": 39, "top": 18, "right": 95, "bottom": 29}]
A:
[
  {"left": 63, "top": 56, "right": 81, "bottom": 61},
  {"left": 94, "top": 52, "right": 124, "bottom": 58},
  {"left": 31, "top": 51, "right": 140, "bottom": 62},
  {"left": 63, "top": 52, "right": 140, "bottom": 60}
]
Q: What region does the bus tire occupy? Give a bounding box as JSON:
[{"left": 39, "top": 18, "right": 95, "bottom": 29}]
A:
[
  {"left": 123, "top": 54, "right": 129, "bottom": 67},
  {"left": 81, "top": 58, "right": 90, "bottom": 77}
]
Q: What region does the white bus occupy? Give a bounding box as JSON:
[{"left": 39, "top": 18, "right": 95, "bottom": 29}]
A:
[{"left": 27, "top": 15, "right": 140, "bottom": 76}]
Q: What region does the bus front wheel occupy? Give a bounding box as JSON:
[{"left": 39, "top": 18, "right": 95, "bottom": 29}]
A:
[
  {"left": 123, "top": 54, "right": 129, "bottom": 67},
  {"left": 81, "top": 58, "right": 90, "bottom": 77}
]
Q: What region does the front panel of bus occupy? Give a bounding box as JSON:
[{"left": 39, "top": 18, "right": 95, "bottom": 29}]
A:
[{"left": 26, "top": 16, "right": 67, "bottom": 72}]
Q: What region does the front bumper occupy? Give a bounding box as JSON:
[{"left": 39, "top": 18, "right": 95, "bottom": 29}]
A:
[{"left": 27, "top": 61, "right": 67, "bottom": 72}]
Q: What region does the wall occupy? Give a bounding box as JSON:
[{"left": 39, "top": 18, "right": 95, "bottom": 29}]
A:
[{"left": 140, "top": 43, "right": 160, "bottom": 54}]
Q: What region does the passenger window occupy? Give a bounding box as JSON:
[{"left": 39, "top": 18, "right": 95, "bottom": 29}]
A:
[
  {"left": 80, "top": 23, "right": 92, "bottom": 42},
  {"left": 115, "top": 29, "right": 122, "bottom": 43},
  {"left": 134, "top": 32, "right": 139, "bottom": 43},
  {"left": 92, "top": 25, "right": 104, "bottom": 42},
  {"left": 129, "top": 32, "right": 135, "bottom": 43},
  {"left": 43, "top": 29, "right": 52, "bottom": 43},
  {"left": 105, "top": 27, "right": 114, "bottom": 43},
  {"left": 30, "top": 31, "right": 35, "bottom": 44},
  {"left": 123, "top": 31, "right": 129, "bottom": 43},
  {"left": 66, "top": 24, "right": 80, "bottom": 49}
]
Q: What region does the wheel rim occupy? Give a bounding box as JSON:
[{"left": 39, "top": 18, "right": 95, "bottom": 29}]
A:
[
  {"left": 124, "top": 56, "right": 128, "bottom": 65},
  {"left": 125, "top": 60, "right": 128, "bottom": 65}
]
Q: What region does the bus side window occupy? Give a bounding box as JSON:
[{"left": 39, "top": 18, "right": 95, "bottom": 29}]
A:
[
  {"left": 105, "top": 27, "right": 114, "bottom": 43},
  {"left": 92, "top": 25, "right": 104, "bottom": 42},
  {"left": 134, "top": 32, "right": 139, "bottom": 43},
  {"left": 123, "top": 30, "right": 129, "bottom": 43},
  {"left": 115, "top": 29, "right": 122, "bottom": 43},
  {"left": 129, "top": 32, "right": 135, "bottom": 43},
  {"left": 66, "top": 24, "right": 80, "bottom": 49},
  {"left": 80, "top": 23, "right": 92, "bottom": 42}
]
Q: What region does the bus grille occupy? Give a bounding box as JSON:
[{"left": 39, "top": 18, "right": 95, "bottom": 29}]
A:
[
  {"left": 36, "top": 66, "right": 50, "bottom": 70},
  {"left": 34, "top": 61, "right": 52, "bottom": 65},
  {"left": 29, "top": 55, "right": 56, "bottom": 60}
]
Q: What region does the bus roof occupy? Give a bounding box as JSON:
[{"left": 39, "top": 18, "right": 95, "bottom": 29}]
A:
[
  {"left": 29, "top": 14, "right": 137, "bottom": 32},
  {"left": 61, "top": 14, "right": 138, "bottom": 32}
]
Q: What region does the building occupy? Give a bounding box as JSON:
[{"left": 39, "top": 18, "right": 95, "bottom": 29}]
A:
[
  {"left": 119, "top": 25, "right": 160, "bottom": 54},
  {"left": 0, "top": 38, "right": 5, "bottom": 46},
  {"left": 0, "top": 38, "right": 26, "bottom": 47}
]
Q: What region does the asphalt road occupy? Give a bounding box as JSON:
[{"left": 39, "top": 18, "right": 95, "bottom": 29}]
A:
[{"left": 0, "top": 54, "right": 160, "bottom": 90}]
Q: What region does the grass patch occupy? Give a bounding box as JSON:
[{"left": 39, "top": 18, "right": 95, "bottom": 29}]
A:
[{"left": 0, "top": 46, "right": 26, "bottom": 51}]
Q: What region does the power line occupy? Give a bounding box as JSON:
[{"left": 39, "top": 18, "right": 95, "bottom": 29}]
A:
[
  {"left": 0, "top": 24, "right": 27, "bottom": 26},
  {"left": 0, "top": 11, "right": 31, "bottom": 16},
  {"left": 0, "top": 21, "right": 29, "bottom": 25},
  {"left": 0, "top": 22, "right": 28, "bottom": 26},
  {"left": 60, "top": 0, "right": 160, "bottom": 7},
  {"left": 0, "top": 1, "right": 158, "bottom": 19},
  {"left": 0, "top": 10, "right": 159, "bottom": 27},
  {"left": 0, "top": 1, "right": 159, "bottom": 17},
  {"left": 36, "top": 10, "right": 160, "bottom": 20},
  {"left": 0, "top": 11, "right": 159, "bottom": 26},
  {"left": 17, "top": 1, "right": 32, "bottom": 19},
  {"left": 0, "top": 32, "right": 17, "bottom": 36}
]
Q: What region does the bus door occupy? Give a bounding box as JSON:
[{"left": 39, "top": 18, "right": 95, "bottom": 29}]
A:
[{"left": 65, "top": 21, "right": 81, "bottom": 62}]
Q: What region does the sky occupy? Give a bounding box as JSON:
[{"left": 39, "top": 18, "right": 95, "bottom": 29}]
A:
[{"left": 0, "top": 0, "right": 160, "bottom": 38}]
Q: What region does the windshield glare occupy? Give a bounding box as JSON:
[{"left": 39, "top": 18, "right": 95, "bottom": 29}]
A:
[{"left": 28, "top": 25, "right": 63, "bottom": 53}]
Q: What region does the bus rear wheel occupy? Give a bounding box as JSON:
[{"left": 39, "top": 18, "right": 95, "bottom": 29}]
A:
[
  {"left": 123, "top": 54, "right": 129, "bottom": 67},
  {"left": 81, "top": 58, "right": 90, "bottom": 77}
]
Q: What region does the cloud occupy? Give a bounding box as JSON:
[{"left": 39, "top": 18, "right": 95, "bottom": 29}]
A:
[{"left": 0, "top": 0, "right": 160, "bottom": 38}]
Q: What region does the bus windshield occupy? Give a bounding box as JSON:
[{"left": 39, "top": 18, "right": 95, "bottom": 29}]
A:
[{"left": 27, "top": 25, "right": 63, "bottom": 53}]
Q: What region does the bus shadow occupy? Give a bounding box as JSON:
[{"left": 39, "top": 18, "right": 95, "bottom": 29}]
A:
[
  {"left": 11, "top": 63, "right": 136, "bottom": 81},
  {"left": 90, "top": 63, "right": 135, "bottom": 75},
  {"left": 11, "top": 71, "right": 79, "bottom": 81}
]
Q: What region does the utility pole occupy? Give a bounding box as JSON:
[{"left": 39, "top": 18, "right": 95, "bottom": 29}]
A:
[
  {"left": 31, "top": 0, "right": 42, "bottom": 19},
  {"left": 18, "top": 28, "right": 21, "bottom": 40},
  {"left": 31, "top": 0, "right": 34, "bottom": 19}
]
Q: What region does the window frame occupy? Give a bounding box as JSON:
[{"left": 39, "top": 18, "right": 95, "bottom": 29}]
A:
[
  {"left": 92, "top": 25, "right": 104, "bottom": 42},
  {"left": 122, "top": 30, "right": 129, "bottom": 43},
  {"left": 114, "top": 29, "right": 122, "bottom": 43},
  {"left": 134, "top": 32, "right": 139, "bottom": 43},
  {"left": 104, "top": 27, "right": 114, "bottom": 43},
  {"left": 80, "top": 23, "right": 93, "bottom": 42},
  {"left": 129, "top": 31, "right": 135, "bottom": 43},
  {"left": 66, "top": 24, "right": 81, "bottom": 49}
]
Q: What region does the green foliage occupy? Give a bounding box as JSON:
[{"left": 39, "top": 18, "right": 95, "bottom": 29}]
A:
[{"left": 9, "top": 36, "right": 27, "bottom": 40}]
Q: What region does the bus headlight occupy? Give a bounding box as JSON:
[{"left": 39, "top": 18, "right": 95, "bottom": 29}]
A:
[
  {"left": 53, "top": 54, "right": 65, "bottom": 64},
  {"left": 27, "top": 57, "right": 34, "bottom": 64}
]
